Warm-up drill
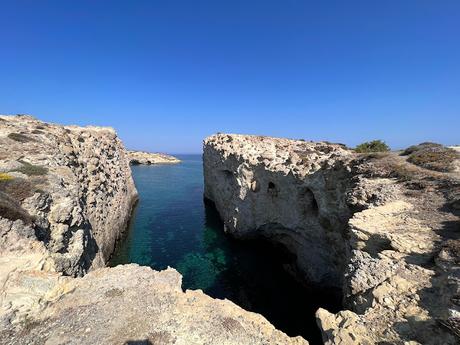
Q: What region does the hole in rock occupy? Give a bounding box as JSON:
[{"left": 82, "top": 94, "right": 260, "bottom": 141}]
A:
[{"left": 110, "top": 155, "right": 342, "bottom": 345}]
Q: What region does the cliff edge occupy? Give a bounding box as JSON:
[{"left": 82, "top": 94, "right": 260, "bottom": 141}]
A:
[
  {"left": 204, "top": 133, "right": 460, "bottom": 344},
  {"left": 0, "top": 117, "right": 306, "bottom": 345}
]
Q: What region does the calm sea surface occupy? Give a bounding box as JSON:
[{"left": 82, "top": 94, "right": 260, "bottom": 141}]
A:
[{"left": 110, "top": 154, "right": 340, "bottom": 344}]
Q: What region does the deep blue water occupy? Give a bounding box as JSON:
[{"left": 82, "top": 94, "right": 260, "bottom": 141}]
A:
[{"left": 110, "top": 154, "right": 341, "bottom": 344}]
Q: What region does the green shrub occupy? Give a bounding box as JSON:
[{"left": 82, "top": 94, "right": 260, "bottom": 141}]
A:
[
  {"left": 14, "top": 161, "right": 48, "bottom": 176},
  {"left": 7, "top": 132, "right": 35, "bottom": 143},
  {"left": 355, "top": 140, "right": 390, "bottom": 153}
]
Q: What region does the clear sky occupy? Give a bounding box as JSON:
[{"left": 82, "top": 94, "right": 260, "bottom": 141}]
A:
[{"left": 1, "top": 1, "right": 459, "bottom": 153}]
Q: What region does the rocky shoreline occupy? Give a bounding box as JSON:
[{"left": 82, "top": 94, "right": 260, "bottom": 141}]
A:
[
  {"left": 128, "top": 150, "right": 181, "bottom": 165},
  {"left": 1, "top": 115, "right": 459, "bottom": 344},
  {"left": 203, "top": 133, "right": 460, "bottom": 344},
  {"left": 0, "top": 116, "right": 304, "bottom": 345}
]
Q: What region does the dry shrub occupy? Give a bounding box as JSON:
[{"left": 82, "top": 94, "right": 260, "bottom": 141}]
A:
[
  {"left": 407, "top": 146, "right": 459, "bottom": 172},
  {"left": 7, "top": 133, "right": 35, "bottom": 143},
  {"left": 401, "top": 142, "right": 443, "bottom": 156},
  {"left": 0, "top": 191, "right": 32, "bottom": 223},
  {"left": 0, "top": 178, "right": 34, "bottom": 201}
]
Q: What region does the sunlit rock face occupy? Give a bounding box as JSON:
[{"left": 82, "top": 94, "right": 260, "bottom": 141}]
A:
[
  {"left": 204, "top": 133, "right": 460, "bottom": 345},
  {"left": 1, "top": 265, "right": 308, "bottom": 345},
  {"left": 0, "top": 115, "right": 138, "bottom": 276},
  {"left": 203, "top": 133, "right": 354, "bottom": 288},
  {"left": 0, "top": 117, "right": 309, "bottom": 345}
]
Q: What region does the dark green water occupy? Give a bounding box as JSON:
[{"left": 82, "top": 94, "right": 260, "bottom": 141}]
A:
[{"left": 110, "top": 154, "right": 341, "bottom": 344}]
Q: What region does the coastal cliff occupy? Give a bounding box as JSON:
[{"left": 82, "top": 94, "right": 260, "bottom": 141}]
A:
[
  {"left": 203, "top": 133, "right": 460, "bottom": 344},
  {"left": 0, "top": 116, "right": 306, "bottom": 345},
  {"left": 0, "top": 115, "right": 138, "bottom": 276}
]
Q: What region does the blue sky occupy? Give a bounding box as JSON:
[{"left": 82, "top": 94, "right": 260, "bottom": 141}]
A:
[{"left": 1, "top": 1, "right": 459, "bottom": 153}]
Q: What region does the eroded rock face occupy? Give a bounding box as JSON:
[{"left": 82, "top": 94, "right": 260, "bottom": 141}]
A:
[
  {"left": 0, "top": 117, "right": 308, "bottom": 345},
  {"left": 1, "top": 265, "right": 307, "bottom": 345},
  {"left": 128, "top": 150, "right": 181, "bottom": 165},
  {"left": 204, "top": 134, "right": 357, "bottom": 288},
  {"left": 0, "top": 115, "right": 138, "bottom": 276},
  {"left": 204, "top": 133, "right": 460, "bottom": 344}
]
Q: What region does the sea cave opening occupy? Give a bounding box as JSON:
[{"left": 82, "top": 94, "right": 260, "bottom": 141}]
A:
[{"left": 110, "top": 156, "right": 342, "bottom": 345}]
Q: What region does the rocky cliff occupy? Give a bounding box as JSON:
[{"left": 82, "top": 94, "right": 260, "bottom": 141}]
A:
[
  {"left": 0, "top": 117, "right": 306, "bottom": 345},
  {"left": 128, "top": 150, "right": 181, "bottom": 165},
  {"left": 204, "top": 133, "right": 460, "bottom": 344},
  {"left": 0, "top": 115, "right": 138, "bottom": 276}
]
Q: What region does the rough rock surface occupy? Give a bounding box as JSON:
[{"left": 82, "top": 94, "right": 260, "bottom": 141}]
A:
[
  {"left": 0, "top": 265, "right": 307, "bottom": 345},
  {"left": 0, "top": 117, "right": 306, "bottom": 345},
  {"left": 128, "top": 150, "right": 180, "bottom": 165},
  {"left": 0, "top": 115, "right": 138, "bottom": 276},
  {"left": 204, "top": 133, "right": 460, "bottom": 344}
]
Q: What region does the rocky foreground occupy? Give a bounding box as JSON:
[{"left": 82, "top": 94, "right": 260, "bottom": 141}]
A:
[
  {"left": 204, "top": 134, "right": 460, "bottom": 344},
  {"left": 0, "top": 116, "right": 306, "bottom": 345},
  {"left": 128, "top": 150, "right": 180, "bottom": 165}
]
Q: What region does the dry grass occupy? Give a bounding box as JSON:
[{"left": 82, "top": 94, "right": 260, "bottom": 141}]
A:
[{"left": 0, "top": 178, "right": 35, "bottom": 201}]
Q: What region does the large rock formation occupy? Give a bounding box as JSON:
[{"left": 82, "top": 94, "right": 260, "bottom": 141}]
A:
[
  {"left": 204, "top": 133, "right": 460, "bottom": 344},
  {"left": 128, "top": 150, "right": 181, "bottom": 165},
  {"left": 0, "top": 115, "right": 138, "bottom": 276},
  {"left": 0, "top": 117, "right": 306, "bottom": 345},
  {"left": 1, "top": 264, "right": 307, "bottom": 345}
]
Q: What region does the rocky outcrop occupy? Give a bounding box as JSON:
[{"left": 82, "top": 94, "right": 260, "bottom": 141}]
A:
[
  {"left": 0, "top": 117, "right": 306, "bottom": 345},
  {"left": 0, "top": 115, "right": 138, "bottom": 276},
  {"left": 204, "top": 133, "right": 460, "bottom": 344},
  {"left": 0, "top": 264, "right": 307, "bottom": 345},
  {"left": 128, "top": 150, "right": 180, "bottom": 165}
]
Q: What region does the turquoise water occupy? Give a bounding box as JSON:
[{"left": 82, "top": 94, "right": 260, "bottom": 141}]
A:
[{"left": 110, "top": 154, "right": 341, "bottom": 344}]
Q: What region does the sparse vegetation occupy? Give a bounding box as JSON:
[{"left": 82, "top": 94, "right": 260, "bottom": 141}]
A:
[
  {"left": 7, "top": 132, "right": 35, "bottom": 143},
  {"left": 355, "top": 140, "right": 390, "bottom": 153},
  {"left": 400, "top": 142, "right": 443, "bottom": 156},
  {"left": 0, "top": 192, "right": 32, "bottom": 223},
  {"left": 0, "top": 177, "right": 34, "bottom": 201},
  {"left": 407, "top": 145, "right": 459, "bottom": 172},
  {"left": 0, "top": 173, "right": 13, "bottom": 181},
  {"left": 14, "top": 161, "right": 48, "bottom": 176}
]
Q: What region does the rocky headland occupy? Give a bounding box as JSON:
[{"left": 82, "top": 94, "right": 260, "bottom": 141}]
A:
[
  {"left": 203, "top": 134, "right": 460, "bottom": 344},
  {"left": 0, "top": 116, "right": 305, "bottom": 345},
  {"left": 128, "top": 150, "right": 181, "bottom": 165}
]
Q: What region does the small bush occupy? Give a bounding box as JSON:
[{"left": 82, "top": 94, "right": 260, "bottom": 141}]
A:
[
  {"left": 7, "top": 132, "right": 35, "bottom": 143},
  {"left": 355, "top": 140, "right": 390, "bottom": 153},
  {"left": 14, "top": 161, "right": 48, "bottom": 176},
  {"left": 0, "top": 178, "right": 34, "bottom": 201},
  {"left": 0, "top": 173, "right": 13, "bottom": 181},
  {"left": 407, "top": 146, "right": 459, "bottom": 172}
]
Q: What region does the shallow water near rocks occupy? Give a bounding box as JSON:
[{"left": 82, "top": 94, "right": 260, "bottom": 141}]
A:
[{"left": 110, "top": 154, "right": 341, "bottom": 344}]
